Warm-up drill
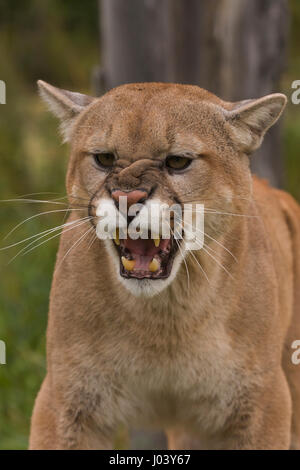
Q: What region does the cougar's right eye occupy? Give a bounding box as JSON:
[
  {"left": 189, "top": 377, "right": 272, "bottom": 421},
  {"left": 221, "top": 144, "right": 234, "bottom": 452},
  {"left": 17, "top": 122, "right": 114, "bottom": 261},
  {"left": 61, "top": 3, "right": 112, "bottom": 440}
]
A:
[{"left": 93, "top": 153, "right": 115, "bottom": 169}]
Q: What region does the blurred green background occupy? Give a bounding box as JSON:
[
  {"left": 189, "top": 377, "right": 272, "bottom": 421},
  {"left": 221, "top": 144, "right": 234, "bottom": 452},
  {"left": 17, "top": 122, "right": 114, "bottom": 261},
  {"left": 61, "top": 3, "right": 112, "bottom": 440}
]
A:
[
  {"left": 0, "top": 0, "right": 99, "bottom": 449},
  {"left": 0, "top": 0, "right": 299, "bottom": 450}
]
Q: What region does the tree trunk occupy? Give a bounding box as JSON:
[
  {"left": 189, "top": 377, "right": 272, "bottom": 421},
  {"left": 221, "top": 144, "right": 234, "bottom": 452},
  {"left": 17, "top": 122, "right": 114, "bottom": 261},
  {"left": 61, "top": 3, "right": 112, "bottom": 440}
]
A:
[
  {"left": 99, "top": 0, "right": 288, "bottom": 187},
  {"left": 98, "top": 0, "right": 289, "bottom": 448}
]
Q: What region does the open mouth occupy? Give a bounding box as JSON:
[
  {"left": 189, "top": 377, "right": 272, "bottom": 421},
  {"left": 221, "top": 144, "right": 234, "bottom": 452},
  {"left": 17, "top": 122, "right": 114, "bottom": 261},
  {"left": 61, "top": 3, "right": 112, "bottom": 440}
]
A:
[{"left": 113, "top": 231, "right": 179, "bottom": 280}]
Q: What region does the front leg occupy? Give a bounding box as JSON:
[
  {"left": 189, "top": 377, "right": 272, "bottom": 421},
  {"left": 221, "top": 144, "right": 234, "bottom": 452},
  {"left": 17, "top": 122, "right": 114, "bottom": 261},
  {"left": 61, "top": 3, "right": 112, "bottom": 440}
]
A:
[
  {"left": 30, "top": 375, "right": 118, "bottom": 450},
  {"left": 56, "top": 408, "right": 115, "bottom": 450},
  {"left": 168, "top": 369, "right": 292, "bottom": 450},
  {"left": 224, "top": 369, "right": 291, "bottom": 450}
]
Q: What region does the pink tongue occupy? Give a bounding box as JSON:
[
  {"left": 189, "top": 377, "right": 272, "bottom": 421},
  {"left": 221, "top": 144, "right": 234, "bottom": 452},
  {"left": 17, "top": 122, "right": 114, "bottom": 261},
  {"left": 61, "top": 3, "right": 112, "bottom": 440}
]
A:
[
  {"left": 124, "top": 238, "right": 159, "bottom": 256},
  {"left": 133, "top": 254, "right": 153, "bottom": 271},
  {"left": 122, "top": 237, "right": 170, "bottom": 271},
  {"left": 123, "top": 238, "right": 159, "bottom": 271}
]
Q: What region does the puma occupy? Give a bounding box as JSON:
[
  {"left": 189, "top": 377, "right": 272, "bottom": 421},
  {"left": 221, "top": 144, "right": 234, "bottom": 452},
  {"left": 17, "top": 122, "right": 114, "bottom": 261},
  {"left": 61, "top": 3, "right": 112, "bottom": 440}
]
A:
[{"left": 29, "top": 81, "right": 300, "bottom": 449}]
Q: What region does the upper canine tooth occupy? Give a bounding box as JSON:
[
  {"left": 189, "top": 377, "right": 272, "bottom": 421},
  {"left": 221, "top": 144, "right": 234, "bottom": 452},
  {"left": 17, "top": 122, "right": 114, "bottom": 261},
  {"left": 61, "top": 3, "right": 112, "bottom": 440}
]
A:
[
  {"left": 114, "top": 228, "right": 120, "bottom": 245},
  {"left": 149, "top": 258, "right": 159, "bottom": 272},
  {"left": 121, "top": 256, "right": 135, "bottom": 271},
  {"left": 153, "top": 236, "right": 160, "bottom": 247}
]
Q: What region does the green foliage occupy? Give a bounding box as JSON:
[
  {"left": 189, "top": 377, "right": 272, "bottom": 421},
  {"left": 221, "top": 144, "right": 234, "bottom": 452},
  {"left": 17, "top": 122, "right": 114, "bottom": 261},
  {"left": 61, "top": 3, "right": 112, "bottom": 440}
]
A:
[{"left": 0, "top": 1, "right": 98, "bottom": 449}]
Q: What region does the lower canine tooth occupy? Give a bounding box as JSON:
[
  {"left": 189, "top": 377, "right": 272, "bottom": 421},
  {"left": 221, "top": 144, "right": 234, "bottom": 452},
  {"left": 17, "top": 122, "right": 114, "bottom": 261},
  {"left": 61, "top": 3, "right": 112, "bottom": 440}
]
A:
[
  {"left": 149, "top": 258, "right": 159, "bottom": 272},
  {"left": 121, "top": 256, "right": 135, "bottom": 271}
]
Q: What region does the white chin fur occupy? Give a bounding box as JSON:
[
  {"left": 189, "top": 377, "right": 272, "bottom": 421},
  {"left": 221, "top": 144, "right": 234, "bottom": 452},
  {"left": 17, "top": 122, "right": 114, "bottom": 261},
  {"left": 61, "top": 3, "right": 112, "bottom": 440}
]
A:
[{"left": 119, "top": 277, "right": 169, "bottom": 298}]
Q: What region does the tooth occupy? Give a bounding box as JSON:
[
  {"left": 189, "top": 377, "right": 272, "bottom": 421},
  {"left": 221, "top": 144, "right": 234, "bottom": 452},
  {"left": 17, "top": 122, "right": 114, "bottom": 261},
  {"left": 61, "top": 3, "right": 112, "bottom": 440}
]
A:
[
  {"left": 121, "top": 256, "right": 135, "bottom": 271},
  {"left": 149, "top": 258, "right": 159, "bottom": 272},
  {"left": 153, "top": 235, "right": 160, "bottom": 247},
  {"left": 114, "top": 228, "right": 120, "bottom": 245}
]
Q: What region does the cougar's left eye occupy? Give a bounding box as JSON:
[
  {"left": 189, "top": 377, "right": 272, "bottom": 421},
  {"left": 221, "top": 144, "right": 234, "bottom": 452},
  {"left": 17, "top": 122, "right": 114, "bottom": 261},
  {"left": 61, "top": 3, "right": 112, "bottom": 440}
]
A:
[
  {"left": 93, "top": 153, "right": 115, "bottom": 169},
  {"left": 165, "top": 155, "right": 192, "bottom": 171}
]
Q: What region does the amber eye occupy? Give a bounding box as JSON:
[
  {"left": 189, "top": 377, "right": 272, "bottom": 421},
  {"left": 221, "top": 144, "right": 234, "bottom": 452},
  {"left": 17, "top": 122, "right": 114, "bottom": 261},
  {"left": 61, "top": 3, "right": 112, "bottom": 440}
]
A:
[
  {"left": 165, "top": 155, "right": 192, "bottom": 171},
  {"left": 93, "top": 153, "right": 115, "bottom": 169}
]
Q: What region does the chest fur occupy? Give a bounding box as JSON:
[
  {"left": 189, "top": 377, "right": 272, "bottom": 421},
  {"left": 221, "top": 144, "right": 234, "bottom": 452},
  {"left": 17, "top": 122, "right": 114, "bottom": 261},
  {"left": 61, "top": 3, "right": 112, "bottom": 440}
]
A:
[{"left": 101, "top": 315, "right": 246, "bottom": 430}]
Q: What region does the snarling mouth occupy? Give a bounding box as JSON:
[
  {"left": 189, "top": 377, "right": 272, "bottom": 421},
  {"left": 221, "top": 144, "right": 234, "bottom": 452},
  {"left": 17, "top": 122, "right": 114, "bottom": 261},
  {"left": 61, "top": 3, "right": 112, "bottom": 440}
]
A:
[{"left": 113, "top": 231, "right": 179, "bottom": 279}]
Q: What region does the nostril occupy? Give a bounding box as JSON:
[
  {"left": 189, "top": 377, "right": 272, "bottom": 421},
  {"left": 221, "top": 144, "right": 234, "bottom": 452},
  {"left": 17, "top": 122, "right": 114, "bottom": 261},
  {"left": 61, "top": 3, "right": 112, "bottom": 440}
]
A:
[{"left": 111, "top": 189, "right": 148, "bottom": 208}]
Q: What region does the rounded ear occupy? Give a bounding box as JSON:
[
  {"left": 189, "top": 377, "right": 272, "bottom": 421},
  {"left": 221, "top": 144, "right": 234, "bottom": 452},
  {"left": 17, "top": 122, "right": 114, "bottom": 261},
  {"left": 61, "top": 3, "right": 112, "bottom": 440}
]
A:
[
  {"left": 37, "top": 80, "right": 95, "bottom": 142},
  {"left": 225, "top": 93, "right": 287, "bottom": 154}
]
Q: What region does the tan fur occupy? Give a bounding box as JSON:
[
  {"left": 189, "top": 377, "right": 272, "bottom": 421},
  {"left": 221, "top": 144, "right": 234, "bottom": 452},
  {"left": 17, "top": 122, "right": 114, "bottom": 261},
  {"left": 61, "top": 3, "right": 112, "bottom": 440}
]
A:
[{"left": 29, "top": 81, "right": 300, "bottom": 449}]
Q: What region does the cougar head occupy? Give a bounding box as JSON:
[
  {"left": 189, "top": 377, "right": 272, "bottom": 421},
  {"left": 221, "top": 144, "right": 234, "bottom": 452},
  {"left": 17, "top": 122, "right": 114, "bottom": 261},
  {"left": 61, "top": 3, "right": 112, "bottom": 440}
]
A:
[{"left": 38, "top": 80, "right": 286, "bottom": 297}]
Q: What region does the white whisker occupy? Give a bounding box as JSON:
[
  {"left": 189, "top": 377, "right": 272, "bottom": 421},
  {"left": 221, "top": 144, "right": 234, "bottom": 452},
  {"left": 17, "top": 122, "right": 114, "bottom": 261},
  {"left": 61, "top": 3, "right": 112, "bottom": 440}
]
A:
[
  {"left": 87, "top": 232, "right": 97, "bottom": 251},
  {"left": 195, "top": 209, "right": 259, "bottom": 219},
  {"left": 201, "top": 245, "right": 234, "bottom": 279},
  {"left": 183, "top": 227, "right": 233, "bottom": 279},
  {"left": 165, "top": 221, "right": 190, "bottom": 290},
  {"left": 16, "top": 192, "right": 61, "bottom": 198},
  {"left": 184, "top": 241, "right": 210, "bottom": 285},
  {"left": 182, "top": 220, "right": 237, "bottom": 262},
  {"left": 1, "top": 217, "right": 91, "bottom": 251},
  {"left": 57, "top": 226, "right": 94, "bottom": 268},
  {"left": 8, "top": 218, "right": 92, "bottom": 264},
  {"left": 4, "top": 208, "right": 86, "bottom": 240},
  {"left": 0, "top": 198, "right": 68, "bottom": 205},
  {"left": 203, "top": 242, "right": 227, "bottom": 265}
]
